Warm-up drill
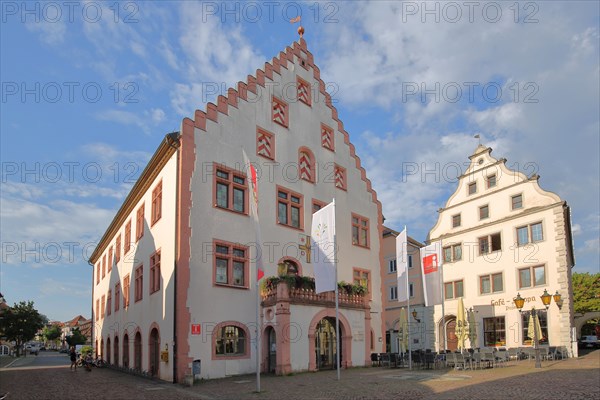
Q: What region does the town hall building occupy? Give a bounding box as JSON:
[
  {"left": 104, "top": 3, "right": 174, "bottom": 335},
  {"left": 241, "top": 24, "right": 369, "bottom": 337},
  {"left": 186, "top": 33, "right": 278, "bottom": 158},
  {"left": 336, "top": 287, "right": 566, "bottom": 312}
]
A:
[{"left": 88, "top": 37, "right": 385, "bottom": 382}]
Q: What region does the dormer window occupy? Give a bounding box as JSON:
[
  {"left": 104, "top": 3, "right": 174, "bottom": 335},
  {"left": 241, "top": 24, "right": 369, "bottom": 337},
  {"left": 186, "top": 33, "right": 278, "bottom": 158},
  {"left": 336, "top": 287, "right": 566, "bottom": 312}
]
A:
[{"left": 468, "top": 182, "right": 477, "bottom": 195}]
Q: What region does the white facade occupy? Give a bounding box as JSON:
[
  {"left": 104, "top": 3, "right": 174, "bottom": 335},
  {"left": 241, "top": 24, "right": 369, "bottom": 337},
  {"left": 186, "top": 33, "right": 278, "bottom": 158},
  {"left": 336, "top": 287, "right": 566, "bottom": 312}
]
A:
[
  {"left": 90, "top": 38, "right": 384, "bottom": 382},
  {"left": 91, "top": 139, "right": 179, "bottom": 381},
  {"left": 427, "top": 145, "right": 575, "bottom": 354}
]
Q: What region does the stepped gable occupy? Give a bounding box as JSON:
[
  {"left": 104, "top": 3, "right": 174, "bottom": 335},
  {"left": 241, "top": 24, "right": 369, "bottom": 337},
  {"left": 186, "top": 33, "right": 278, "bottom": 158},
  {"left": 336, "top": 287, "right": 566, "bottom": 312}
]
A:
[{"left": 188, "top": 38, "right": 381, "bottom": 210}]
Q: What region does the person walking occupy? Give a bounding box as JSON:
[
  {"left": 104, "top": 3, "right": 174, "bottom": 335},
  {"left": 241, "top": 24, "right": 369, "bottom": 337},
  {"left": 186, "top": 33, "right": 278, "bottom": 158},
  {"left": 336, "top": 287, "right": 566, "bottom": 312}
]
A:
[{"left": 69, "top": 346, "right": 77, "bottom": 370}]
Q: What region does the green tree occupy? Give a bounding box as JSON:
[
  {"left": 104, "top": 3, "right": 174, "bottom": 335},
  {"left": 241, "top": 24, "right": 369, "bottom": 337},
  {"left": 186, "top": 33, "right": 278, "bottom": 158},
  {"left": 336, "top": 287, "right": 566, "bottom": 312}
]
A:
[
  {"left": 43, "top": 324, "right": 62, "bottom": 348},
  {"left": 0, "top": 301, "right": 44, "bottom": 357},
  {"left": 66, "top": 328, "right": 87, "bottom": 347},
  {"left": 572, "top": 272, "right": 600, "bottom": 314}
]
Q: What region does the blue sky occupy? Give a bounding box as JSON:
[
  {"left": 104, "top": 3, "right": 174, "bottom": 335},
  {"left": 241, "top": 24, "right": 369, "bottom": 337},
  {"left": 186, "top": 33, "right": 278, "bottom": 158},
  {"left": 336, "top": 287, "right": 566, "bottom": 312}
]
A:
[{"left": 1, "top": 1, "right": 598, "bottom": 322}]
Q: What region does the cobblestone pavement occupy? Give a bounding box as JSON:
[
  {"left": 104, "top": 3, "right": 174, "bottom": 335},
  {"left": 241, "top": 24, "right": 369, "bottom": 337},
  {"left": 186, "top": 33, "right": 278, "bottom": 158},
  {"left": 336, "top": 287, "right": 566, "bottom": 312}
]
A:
[{"left": 1, "top": 350, "right": 598, "bottom": 400}]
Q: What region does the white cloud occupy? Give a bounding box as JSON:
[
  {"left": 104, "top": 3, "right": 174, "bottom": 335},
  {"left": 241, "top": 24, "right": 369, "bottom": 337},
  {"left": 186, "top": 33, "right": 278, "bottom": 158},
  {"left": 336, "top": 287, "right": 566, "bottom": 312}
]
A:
[
  {"left": 94, "top": 108, "right": 167, "bottom": 135},
  {"left": 169, "top": 2, "right": 265, "bottom": 116},
  {"left": 25, "top": 20, "right": 66, "bottom": 45}
]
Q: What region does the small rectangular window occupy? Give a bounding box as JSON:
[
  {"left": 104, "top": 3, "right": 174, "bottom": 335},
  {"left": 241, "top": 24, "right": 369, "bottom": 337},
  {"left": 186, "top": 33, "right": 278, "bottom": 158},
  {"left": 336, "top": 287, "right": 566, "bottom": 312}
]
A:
[
  {"left": 468, "top": 182, "right": 477, "bottom": 195},
  {"left": 512, "top": 194, "right": 523, "bottom": 210},
  {"left": 486, "top": 174, "right": 497, "bottom": 188},
  {"left": 479, "top": 205, "right": 489, "bottom": 220},
  {"left": 452, "top": 214, "right": 461, "bottom": 228}
]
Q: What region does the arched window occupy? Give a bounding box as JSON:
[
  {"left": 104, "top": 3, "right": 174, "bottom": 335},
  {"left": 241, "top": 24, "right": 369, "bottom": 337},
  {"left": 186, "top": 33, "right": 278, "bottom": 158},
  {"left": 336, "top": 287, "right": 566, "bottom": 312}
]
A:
[
  {"left": 106, "top": 338, "right": 111, "bottom": 364},
  {"left": 134, "top": 332, "right": 142, "bottom": 371},
  {"left": 215, "top": 325, "right": 246, "bottom": 356},
  {"left": 298, "top": 148, "right": 315, "bottom": 183},
  {"left": 278, "top": 259, "right": 299, "bottom": 276},
  {"left": 114, "top": 336, "right": 119, "bottom": 366},
  {"left": 122, "top": 334, "right": 129, "bottom": 368}
]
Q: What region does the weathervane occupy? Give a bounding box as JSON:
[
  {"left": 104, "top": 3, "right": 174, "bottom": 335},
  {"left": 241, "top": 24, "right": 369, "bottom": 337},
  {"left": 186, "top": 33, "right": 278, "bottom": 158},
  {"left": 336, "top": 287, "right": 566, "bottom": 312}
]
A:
[
  {"left": 474, "top": 134, "right": 481, "bottom": 145},
  {"left": 290, "top": 15, "right": 303, "bottom": 38}
]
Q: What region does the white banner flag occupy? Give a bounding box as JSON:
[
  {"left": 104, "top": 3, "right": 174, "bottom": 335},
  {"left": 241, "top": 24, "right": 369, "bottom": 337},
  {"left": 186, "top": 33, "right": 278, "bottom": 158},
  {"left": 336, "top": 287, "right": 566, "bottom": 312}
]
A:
[
  {"left": 420, "top": 241, "right": 443, "bottom": 306},
  {"left": 242, "top": 149, "right": 264, "bottom": 281},
  {"left": 311, "top": 201, "right": 336, "bottom": 294},
  {"left": 396, "top": 228, "right": 409, "bottom": 302}
]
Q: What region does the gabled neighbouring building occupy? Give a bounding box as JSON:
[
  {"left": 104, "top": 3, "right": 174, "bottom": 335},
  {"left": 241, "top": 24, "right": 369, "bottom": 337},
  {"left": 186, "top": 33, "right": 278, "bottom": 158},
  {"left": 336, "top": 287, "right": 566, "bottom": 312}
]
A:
[
  {"left": 89, "top": 37, "right": 385, "bottom": 382},
  {"left": 427, "top": 145, "right": 576, "bottom": 354}
]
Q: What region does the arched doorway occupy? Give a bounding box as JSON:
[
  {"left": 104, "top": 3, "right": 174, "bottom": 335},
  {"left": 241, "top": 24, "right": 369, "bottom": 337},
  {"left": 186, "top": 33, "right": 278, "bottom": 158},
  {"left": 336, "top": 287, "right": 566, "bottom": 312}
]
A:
[
  {"left": 439, "top": 316, "right": 457, "bottom": 352},
  {"left": 149, "top": 328, "right": 160, "bottom": 376},
  {"left": 123, "top": 334, "right": 129, "bottom": 368},
  {"left": 100, "top": 338, "right": 104, "bottom": 360},
  {"left": 266, "top": 326, "right": 276, "bottom": 373},
  {"left": 106, "top": 338, "right": 111, "bottom": 364},
  {"left": 134, "top": 332, "right": 142, "bottom": 371},
  {"left": 315, "top": 317, "right": 341, "bottom": 370},
  {"left": 114, "top": 336, "right": 119, "bottom": 366}
]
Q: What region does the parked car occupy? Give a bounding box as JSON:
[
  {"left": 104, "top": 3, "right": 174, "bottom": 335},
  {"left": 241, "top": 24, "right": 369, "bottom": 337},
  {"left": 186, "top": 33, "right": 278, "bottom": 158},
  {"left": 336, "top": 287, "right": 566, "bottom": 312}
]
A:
[
  {"left": 578, "top": 335, "right": 600, "bottom": 349},
  {"left": 25, "top": 343, "right": 40, "bottom": 355}
]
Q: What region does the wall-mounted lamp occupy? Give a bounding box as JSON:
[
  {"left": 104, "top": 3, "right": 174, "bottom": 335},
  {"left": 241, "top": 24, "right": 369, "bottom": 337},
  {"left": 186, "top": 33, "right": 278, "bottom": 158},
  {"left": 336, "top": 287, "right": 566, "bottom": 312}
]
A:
[{"left": 412, "top": 310, "right": 420, "bottom": 323}]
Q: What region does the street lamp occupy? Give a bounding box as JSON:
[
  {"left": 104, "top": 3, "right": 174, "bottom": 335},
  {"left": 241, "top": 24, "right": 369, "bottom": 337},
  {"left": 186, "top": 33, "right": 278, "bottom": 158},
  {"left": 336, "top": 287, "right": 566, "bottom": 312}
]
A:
[{"left": 513, "top": 290, "right": 561, "bottom": 369}]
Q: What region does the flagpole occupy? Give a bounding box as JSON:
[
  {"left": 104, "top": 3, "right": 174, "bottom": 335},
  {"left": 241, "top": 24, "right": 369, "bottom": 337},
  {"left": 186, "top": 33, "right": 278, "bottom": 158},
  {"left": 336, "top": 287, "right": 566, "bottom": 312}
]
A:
[
  {"left": 405, "top": 226, "right": 412, "bottom": 370},
  {"left": 333, "top": 198, "right": 340, "bottom": 381},
  {"left": 439, "top": 240, "right": 447, "bottom": 353},
  {"left": 255, "top": 275, "right": 261, "bottom": 392}
]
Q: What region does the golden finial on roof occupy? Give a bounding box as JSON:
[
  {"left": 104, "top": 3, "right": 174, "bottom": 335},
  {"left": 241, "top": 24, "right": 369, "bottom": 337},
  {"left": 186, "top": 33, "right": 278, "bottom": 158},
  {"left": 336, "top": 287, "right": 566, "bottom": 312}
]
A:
[{"left": 289, "top": 15, "right": 303, "bottom": 38}]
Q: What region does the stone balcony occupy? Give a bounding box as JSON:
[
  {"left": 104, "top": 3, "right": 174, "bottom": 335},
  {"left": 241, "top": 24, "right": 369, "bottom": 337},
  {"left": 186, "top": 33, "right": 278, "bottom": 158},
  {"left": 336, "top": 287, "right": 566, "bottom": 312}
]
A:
[{"left": 261, "top": 281, "right": 369, "bottom": 310}]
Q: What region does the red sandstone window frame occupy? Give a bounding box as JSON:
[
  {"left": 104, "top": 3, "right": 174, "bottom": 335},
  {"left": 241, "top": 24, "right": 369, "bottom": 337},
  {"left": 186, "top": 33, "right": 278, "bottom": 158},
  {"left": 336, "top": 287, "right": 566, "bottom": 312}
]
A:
[
  {"left": 321, "top": 123, "right": 335, "bottom": 152},
  {"left": 256, "top": 127, "right": 275, "bottom": 160},
  {"left": 123, "top": 274, "right": 130, "bottom": 308},
  {"left": 213, "top": 240, "right": 250, "bottom": 289},
  {"left": 272, "top": 96, "right": 289, "bottom": 128},
  {"left": 95, "top": 298, "right": 99, "bottom": 321},
  {"left": 312, "top": 199, "right": 327, "bottom": 213},
  {"left": 298, "top": 147, "right": 316, "bottom": 183},
  {"left": 96, "top": 263, "right": 100, "bottom": 285},
  {"left": 134, "top": 264, "right": 143, "bottom": 303},
  {"left": 212, "top": 321, "right": 251, "bottom": 360},
  {"left": 213, "top": 162, "right": 249, "bottom": 215},
  {"left": 151, "top": 180, "right": 162, "bottom": 226},
  {"left": 101, "top": 295, "right": 105, "bottom": 319},
  {"left": 108, "top": 246, "right": 113, "bottom": 273},
  {"left": 353, "top": 267, "right": 371, "bottom": 299},
  {"left": 102, "top": 254, "right": 106, "bottom": 278},
  {"left": 351, "top": 213, "right": 370, "bottom": 248},
  {"left": 150, "top": 249, "right": 161, "bottom": 295},
  {"left": 276, "top": 185, "right": 304, "bottom": 230},
  {"left": 114, "top": 282, "right": 121, "bottom": 313},
  {"left": 106, "top": 289, "right": 112, "bottom": 316},
  {"left": 115, "top": 234, "right": 121, "bottom": 263},
  {"left": 334, "top": 164, "right": 347, "bottom": 191},
  {"left": 136, "top": 203, "right": 145, "bottom": 242},
  {"left": 124, "top": 220, "right": 132, "bottom": 254},
  {"left": 297, "top": 76, "right": 312, "bottom": 106}
]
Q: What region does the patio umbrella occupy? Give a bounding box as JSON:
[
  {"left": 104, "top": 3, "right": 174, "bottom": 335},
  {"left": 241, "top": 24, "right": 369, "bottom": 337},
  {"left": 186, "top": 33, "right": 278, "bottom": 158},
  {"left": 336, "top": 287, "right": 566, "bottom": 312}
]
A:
[
  {"left": 527, "top": 312, "right": 543, "bottom": 344},
  {"left": 456, "top": 297, "right": 468, "bottom": 351},
  {"left": 399, "top": 308, "right": 408, "bottom": 354},
  {"left": 467, "top": 308, "right": 477, "bottom": 348}
]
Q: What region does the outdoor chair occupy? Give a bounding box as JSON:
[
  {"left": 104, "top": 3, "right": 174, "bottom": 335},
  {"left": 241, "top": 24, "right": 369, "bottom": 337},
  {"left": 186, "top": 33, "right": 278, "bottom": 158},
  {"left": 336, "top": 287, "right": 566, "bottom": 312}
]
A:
[
  {"left": 557, "top": 346, "right": 569, "bottom": 359},
  {"left": 454, "top": 353, "right": 468, "bottom": 370},
  {"left": 507, "top": 347, "right": 520, "bottom": 361},
  {"left": 371, "top": 352, "right": 380, "bottom": 366},
  {"left": 481, "top": 352, "right": 496, "bottom": 368},
  {"left": 471, "top": 352, "right": 482, "bottom": 369},
  {"left": 495, "top": 349, "right": 509, "bottom": 367},
  {"left": 539, "top": 346, "right": 553, "bottom": 361},
  {"left": 445, "top": 352, "right": 456, "bottom": 369},
  {"left": 389, "top": 352, "right": 398, "bottom": 368},
  {"left": 380, "top": 353, "right": 390, "bottom": 367}
]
